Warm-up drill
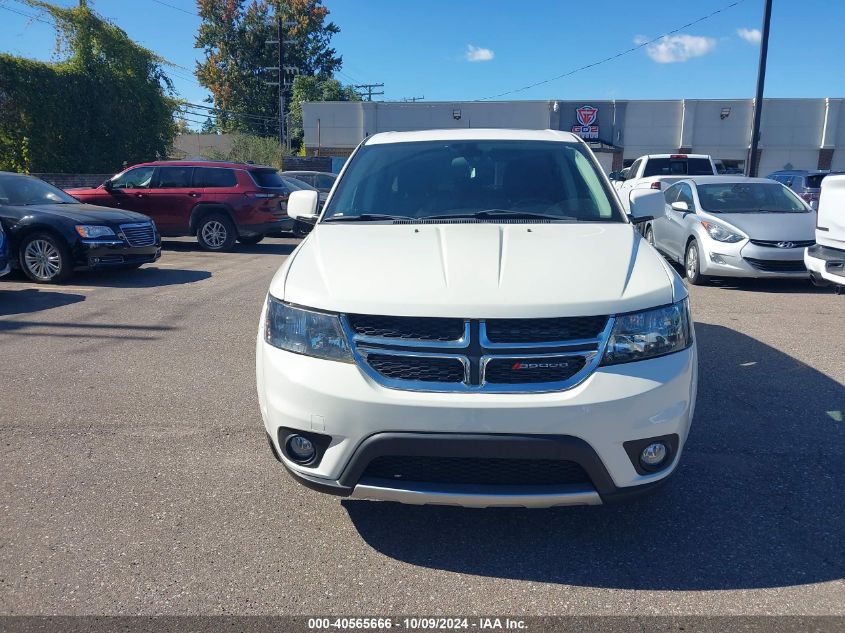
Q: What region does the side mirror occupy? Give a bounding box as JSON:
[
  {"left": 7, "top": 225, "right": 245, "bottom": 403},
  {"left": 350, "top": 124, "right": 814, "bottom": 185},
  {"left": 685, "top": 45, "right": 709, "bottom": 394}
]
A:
[
  {"left": 287, "top": 190, "right": 319, "bottom": 223},
  {"left": 628, "top": 189, "right": 664, "bottom": 224},
  {"left": 103, "top": 179, "right": 114, "bottom": 191},
  {"left": 671, "top": 201, "right": 690, "bottom": 213},
  {"left": 608, "top": 171, "right": 622, "bottom": 182}
]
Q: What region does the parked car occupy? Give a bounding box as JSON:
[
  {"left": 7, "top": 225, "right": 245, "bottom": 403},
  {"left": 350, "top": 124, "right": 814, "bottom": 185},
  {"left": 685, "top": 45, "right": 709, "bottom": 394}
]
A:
[
  {"left": 0, "top": 220, "right": 10, "bottom": 277},
  {"left": 279, "top": 175, "right": 328, "bottom": 207},
  {"left": 0, "top": 172, "right": 161, "bottom": 283},
  {"left": 68, "top": 161, "right": 294, "bottom": 251},
  {"left": 766, "top": 170, "right": 841, "bottom": 210},
  {"left": 257, "top": 129, "right": 697, "bottom": 508},
  {"left": 636, "top": 176, "right": 816, "bottom": 285},
  {"left": 282, "top": 170, "right": 336, "bottom": 193},
  {"left": 805, "top": 174, "right": 845, "bottom": 291},
  {"left": 611, "top": 154, "right": 718, "bottom": 211}
]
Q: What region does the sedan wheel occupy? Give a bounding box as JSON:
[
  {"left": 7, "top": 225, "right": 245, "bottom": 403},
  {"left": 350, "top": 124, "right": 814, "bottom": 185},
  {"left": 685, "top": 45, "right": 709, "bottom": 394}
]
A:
[
  {"left": 684, "top": 240, "right": 709, "bottom": 286},
  {"left": 20, "top": 233, "right": 72, "bottom": 283}
]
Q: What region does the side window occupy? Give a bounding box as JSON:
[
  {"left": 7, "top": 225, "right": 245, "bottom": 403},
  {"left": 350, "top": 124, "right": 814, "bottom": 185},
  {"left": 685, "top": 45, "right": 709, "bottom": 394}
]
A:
[
  {"left": 663, "top": 183, "right": 681, "bottom": 204},
  {"left": 626, "top": 159, "right": 641, "bottom": 180},
  {"left": 677, "top": 183, "right": 695, "bottom": 210},
  {"left": 315, "top": 174, "right": 335, "bottom": 189},
  {"left": 111, "top": 167, "right": 154, "bottom": 190},
  {"left": 155, "top": 167, "right": 194, "bottom": 189},
  {"left": 195, "top": 168, "right": 237, "bottom": 188}
]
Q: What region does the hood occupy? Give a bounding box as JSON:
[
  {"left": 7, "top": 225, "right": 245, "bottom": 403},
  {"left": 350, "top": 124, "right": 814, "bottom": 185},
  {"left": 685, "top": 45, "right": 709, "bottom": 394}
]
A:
[
  {"left": 9, "top": 203, "right": 151, "bottom": 224},
  {"left": 277, "top": 223, "right": 679, "bottom": 318},
  {"left": 707, "top": 211, "right": 817, "bottom": 241}
]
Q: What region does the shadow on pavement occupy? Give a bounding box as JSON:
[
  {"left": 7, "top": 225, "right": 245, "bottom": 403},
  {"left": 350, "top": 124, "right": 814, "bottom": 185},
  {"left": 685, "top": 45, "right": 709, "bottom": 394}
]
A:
[
  {"left": 0, "top": 288, "right": 86, "bottom": 316},
  {"left": 72, "top": 266, "right": 211, "bottom": 288},
  {"left": 709, "top": 277, "right": 834, "bottom": 294},
  {"left": 343, "top": 323, "right": 844, "bottom": 590},
  {"left": 162, "top": 239, "right": 298, "bottom": 257}
]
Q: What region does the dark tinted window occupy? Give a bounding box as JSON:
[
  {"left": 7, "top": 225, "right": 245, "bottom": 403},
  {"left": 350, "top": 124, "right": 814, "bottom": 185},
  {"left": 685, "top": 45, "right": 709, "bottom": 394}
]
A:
[
  {"left": 643, "top": 158, "right": 713, "bottom": 177},
  {"left": 316, "top": 174, "right": 336, "bottom": 189},
  {"left": 195, "top": 167, "right": 237, "bottom": 188},
  {"left": 281, "top": 176, "right": 315, "bottom": 191},
  {"left": 250, "top": 169, "right": 286, "bottom": 188},
  {"left": 663, "top": 183, "right": 681, "bottom": 203},
  {"left": 155, "top": 166, "right": 194, "bottom": 188},
  {"left": 677, "top": 183, "right": 695, "bottom": 209},
  {"left": 111, "top": 166, "right": 154, "bottom": 189},
  {"left": 805, "top": 174, "right": 826, "bottom": 188},
  {"left": 323, "top": 140, "right": 621, "bottom": 222},
  {"left": 0, "top": 175, "right": 78, "bottom": 205}
]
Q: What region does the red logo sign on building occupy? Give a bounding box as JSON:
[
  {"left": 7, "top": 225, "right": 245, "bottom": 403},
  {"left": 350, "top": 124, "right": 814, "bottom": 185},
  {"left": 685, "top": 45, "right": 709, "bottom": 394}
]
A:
[{"left": 572, "top": 105, "right": 599, "bottom": 140}]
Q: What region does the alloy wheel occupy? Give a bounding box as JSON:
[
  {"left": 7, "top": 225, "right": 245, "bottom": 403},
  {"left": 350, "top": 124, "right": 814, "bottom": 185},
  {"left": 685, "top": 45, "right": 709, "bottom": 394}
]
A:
[
  {"left": 201, "top": 221, "right": 227, "bottom": 249},
  {"left": 24, "top": 239, "right": 62, "bottom": 281},
  {"left": 686, "top": 244, "right": 698, "bottom": 279}
]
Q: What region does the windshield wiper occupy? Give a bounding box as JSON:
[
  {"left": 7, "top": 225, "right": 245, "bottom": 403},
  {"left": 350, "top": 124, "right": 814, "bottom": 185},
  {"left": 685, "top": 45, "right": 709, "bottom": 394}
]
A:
[
  {"left": 322, "top": 213, "right": 410, "bottom": 223},
  {"left": 423, "top": 209, "right": 578, "bottom": 221}
]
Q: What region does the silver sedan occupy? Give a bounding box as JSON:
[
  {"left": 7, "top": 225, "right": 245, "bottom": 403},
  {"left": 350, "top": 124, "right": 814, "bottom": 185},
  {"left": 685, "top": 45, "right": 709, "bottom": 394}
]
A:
[{"left": 642, "top": 176, "right": 816, "bottom": 284}]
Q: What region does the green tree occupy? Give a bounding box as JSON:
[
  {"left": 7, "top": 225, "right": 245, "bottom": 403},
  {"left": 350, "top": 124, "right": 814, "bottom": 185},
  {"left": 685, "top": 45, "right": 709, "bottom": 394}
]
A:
[
  {"left": 288, "top": 75, "right": 359, "bottom": 150},
  {"left": 203, "top": 134, "right": 284, "bottom": 168},
  {"left": 195, "top": 0, "right": 344, "bottom": 137},
  {"left": 0, "top": 1, "right": 177, "bottom": 173}
]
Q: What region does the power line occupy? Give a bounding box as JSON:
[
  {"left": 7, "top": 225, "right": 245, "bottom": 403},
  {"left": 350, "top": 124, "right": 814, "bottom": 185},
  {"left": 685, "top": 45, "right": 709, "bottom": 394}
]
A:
[
  {"left": 149, "top": 0, "right": 196, "bottom": 17},
  {"left": 182, "top": 102, "right": 278, "bottom": 122},
  {"left": 475, "top": 0, "right": 748, "bottom": 101},
  {"left": 354, "top": 83, "right": 384, "bottom": 101},
  {"left": 0, "top": 4, "right": 52, "bottom": 25}
]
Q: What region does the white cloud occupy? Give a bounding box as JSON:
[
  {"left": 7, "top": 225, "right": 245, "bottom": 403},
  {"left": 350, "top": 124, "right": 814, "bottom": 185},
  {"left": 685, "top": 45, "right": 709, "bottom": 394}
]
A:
[
  {"left": 465, "top": 44, "right": 494, "bottom": 62},
  {"left": 737, "top": 27, "right": 762, "bottom": 44},
  {"left": 640, "top": 34, "right": 717, "bottom": 63}
]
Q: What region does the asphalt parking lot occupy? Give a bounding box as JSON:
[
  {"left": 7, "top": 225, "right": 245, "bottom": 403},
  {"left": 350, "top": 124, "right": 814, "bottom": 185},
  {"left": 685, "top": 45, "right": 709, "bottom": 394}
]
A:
[{"left": 1, "top": 237, "right": 843, "bottom": 616}]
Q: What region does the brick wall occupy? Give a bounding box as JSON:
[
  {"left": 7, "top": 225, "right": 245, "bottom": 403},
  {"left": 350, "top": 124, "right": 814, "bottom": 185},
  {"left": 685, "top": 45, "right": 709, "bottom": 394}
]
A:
[{"left": 33, "top": 173, "right": 112, "bottom": 189}]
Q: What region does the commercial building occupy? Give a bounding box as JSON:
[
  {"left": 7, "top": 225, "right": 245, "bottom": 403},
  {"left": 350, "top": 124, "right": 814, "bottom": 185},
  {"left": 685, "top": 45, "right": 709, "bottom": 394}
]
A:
[{"left": 302, "top": 98, "right": 845, "bottom": 175}]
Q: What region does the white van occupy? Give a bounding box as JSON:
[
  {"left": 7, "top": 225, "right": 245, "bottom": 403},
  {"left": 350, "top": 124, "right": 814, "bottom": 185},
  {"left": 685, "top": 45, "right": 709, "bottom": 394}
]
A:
[
  {"left": 805, "top": 174, "right": 845, "bottom": 292},
  {"left": 256, "top": 129, "right": 698, "bottom": 508}
]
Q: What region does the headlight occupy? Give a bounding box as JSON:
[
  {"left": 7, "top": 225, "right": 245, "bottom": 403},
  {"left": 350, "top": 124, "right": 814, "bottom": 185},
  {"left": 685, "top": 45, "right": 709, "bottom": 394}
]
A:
[
  {"left": 264, "top": 297, "right": 352, "bottom": 362},
  {"left": 602, "top": 299, "right": 692, "bottom": 365},
  {"left": 701, "top": 221, "right": 743, "bottom": 243},
  {"left": 75, "top": 225, "right": 116, "bottom": 238}
]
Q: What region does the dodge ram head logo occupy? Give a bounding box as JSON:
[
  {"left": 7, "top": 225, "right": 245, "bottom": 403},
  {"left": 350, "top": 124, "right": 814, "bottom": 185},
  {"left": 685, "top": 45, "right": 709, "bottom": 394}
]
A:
[{"left": 575, "top": 105, "right": 598, "bottom": 127}]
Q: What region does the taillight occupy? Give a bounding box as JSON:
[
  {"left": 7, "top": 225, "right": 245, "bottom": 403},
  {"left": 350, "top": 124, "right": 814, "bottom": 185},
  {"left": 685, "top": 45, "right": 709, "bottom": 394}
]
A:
[
  {"left": 650, "top": 181, "right": 662, "bottom": 190},
  {"left": 801, "top": 192, "right": 819, "bottom": 201},
  {"left": 669, "top": 154, "right": 687, "bottom": 159}
]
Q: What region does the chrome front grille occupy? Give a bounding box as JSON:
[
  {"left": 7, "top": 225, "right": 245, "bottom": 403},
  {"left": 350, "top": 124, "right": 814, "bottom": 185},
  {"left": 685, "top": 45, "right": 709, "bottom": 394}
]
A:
[
  {"left": 120, "top": 222, "right": 156, "bottom": 247},
  {"left": 342, "top": 315, "right": 613, "bottom": 393}
]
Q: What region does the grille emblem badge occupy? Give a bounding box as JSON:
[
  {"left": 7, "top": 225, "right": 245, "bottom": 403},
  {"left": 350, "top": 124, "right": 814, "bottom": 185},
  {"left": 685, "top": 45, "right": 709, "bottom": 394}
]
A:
[{"left": 776, "top": 241, "right": 794, "bottom": 248}]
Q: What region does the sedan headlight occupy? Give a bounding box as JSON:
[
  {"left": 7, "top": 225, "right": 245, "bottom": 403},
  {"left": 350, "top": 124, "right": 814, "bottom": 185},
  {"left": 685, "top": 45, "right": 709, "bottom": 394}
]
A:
[
  {"left": 264, "top": 297, "right": 352, "bottom": 362},
  {"left": 701, "top": 221, "right": 743, "bottom": 243},
  {"left": 75, "top": 225, "right": 116, "bottom": 238},
  {"left": 602, "top": 299, "right": 692, "bottom": 365}
]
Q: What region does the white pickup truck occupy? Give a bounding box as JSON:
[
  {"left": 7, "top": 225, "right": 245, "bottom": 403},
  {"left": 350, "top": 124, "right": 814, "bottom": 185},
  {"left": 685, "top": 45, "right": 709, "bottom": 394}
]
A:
[{"left": 612, "top": 154, "right": 718, "bottom": 211}]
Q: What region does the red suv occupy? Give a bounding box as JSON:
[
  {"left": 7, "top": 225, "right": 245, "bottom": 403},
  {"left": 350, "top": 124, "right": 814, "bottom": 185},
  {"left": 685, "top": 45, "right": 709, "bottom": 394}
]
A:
[{"left": 68, "top": 161, "right": 295, "bottom": 251}]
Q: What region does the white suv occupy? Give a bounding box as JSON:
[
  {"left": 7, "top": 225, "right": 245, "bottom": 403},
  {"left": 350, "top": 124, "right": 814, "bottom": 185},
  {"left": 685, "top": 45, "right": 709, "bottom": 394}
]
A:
[{"left": 256, "top": 129, "right": 698, "bottom": 508}]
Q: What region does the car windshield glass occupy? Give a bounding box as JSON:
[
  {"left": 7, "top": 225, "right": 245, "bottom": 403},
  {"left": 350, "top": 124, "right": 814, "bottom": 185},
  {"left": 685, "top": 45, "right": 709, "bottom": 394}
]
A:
[
  {"left": 322, "top": 140, "right": 622, "bottom": 222},
  {"left": 250, "top": 169, "right": 287, "bottom": 188},
  {"left": 697, "top": 183, "right": 808, "bottom": 213},
  {"left": 643, "top": 158, "right": 714, "bottom": 177},
  {"left": 0, "top": 175, "right": 78, "bottom": 206},
  {"left": 282, "top": 176, "right": 316, "bottom": 191}
]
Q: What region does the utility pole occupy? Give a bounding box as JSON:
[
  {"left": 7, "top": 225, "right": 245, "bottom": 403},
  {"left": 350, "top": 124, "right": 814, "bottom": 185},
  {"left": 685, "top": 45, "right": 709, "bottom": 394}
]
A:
[
  {"left": 277, "top": 14, "right": 284, "bottom": 151},
  {"left": 747, "top": 0, "right": 773, "bottom": 177},
  {"left": 354, "top": 83, "right": 385, "bottom": 101}
]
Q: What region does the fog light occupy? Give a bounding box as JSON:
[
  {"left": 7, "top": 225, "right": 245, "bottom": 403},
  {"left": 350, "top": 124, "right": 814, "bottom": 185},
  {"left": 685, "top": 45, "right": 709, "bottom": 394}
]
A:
[
  {"left": 287, "top": 435, "right": 315, "bottom": 463},
  {"left": 710, "top": 253, "right": 726, "bottom": 264},
  {"left": 640, "top": 442, "right": 668, "bottom": 469}
]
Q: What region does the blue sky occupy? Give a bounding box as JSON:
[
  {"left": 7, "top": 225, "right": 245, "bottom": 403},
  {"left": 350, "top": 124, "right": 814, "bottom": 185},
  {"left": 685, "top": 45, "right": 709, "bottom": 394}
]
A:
[{"left": 1, "top": 0, "right": 843, "bottom": 113}]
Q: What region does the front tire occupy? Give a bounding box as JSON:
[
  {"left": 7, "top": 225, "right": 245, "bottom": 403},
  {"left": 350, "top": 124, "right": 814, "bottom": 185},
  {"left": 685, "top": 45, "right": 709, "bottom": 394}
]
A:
[
  {"left": 196, "top": 213, "right": 237, "bottom": 252},
  {"left": 684, "top": 239, "right": 709, "bottom": 286},
  {"left": 19, "top": 232, "right": 72, "bottom": 284}
]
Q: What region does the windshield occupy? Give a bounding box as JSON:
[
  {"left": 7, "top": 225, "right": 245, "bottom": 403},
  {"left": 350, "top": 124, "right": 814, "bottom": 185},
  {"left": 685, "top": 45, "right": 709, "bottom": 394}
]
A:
[
  {"left": 643, "top": 158, "right": 713, "bottom": 177},
  {"left": 0, "top": 174, "right": 78, "bottom": 206},
  {"left": 697, "top": 182, "right": 809, "bottom": 213},
  {"left": 281, "top": 176, "right": 316, "bottom": 191},
  {"left": 322, "top": 140, "right": 623, "bottom": 222}
]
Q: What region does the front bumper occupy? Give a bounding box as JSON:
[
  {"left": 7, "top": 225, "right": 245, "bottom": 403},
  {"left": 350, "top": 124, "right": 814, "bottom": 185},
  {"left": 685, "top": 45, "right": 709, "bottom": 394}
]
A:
[
  {"left": 257, "top": 326, "right": 698, "bottom": 506},
  {"left": 74, "top": 239, "right": 161, "bottom": 269},
  {"left": 698, "top": 239, "right": 809, "bottom": 278},
  {"left": 805, "top": 244, "right": 845, "bottom": 286}
]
